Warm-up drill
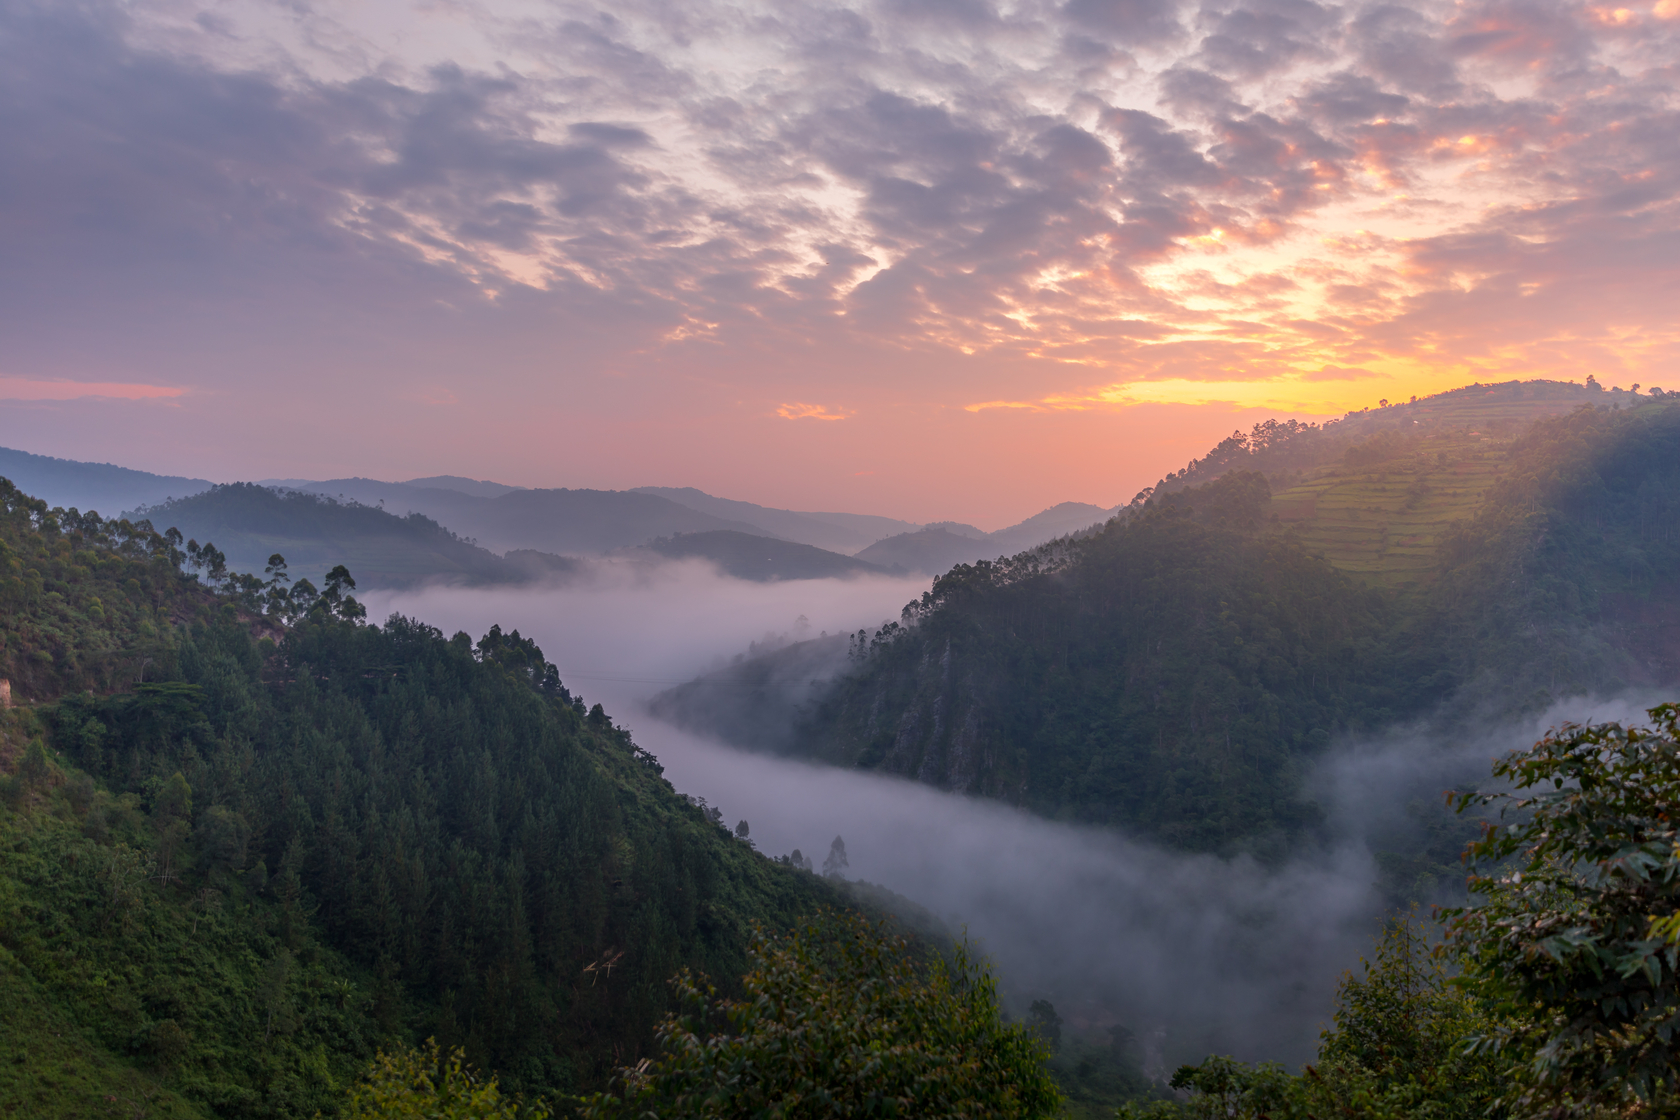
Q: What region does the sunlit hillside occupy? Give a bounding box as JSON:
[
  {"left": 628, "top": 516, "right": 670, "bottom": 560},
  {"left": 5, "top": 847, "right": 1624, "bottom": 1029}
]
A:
[
  {"left": 1273, "top": 429, "right": 1518, "bottom": 587},
  {"left": 1168, "top": 380, "right": 1646, "bottom": 588}
]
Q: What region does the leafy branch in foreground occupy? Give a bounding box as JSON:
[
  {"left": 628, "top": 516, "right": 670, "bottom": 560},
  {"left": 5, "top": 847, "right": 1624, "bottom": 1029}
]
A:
[
  {"left": 337, "top": 1039, "right": 548, "bottom": 1120},
  {"left": 578, "top": 909, "right": 1063, "bottom": 1119},
  {"left": 1118, "top": 908, "right": 1508, "bottom": 1120},
  {"left": 1443, "top": 703, "right": 1680, "bottom": 1116}
]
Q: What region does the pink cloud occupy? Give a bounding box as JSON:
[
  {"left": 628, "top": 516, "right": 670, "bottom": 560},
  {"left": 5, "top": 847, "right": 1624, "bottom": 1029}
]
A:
[
  {"left": 777, "top": 402, "right": 854, "bottom": 421},
  {"left": 0, "top": 377, "right": 184, "bottom": 401}
]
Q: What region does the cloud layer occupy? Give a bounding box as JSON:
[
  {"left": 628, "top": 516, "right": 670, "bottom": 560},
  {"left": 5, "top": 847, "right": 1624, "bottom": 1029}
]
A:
[{"left": 0, "top": 0, "right": 1676, "bottom": 518}]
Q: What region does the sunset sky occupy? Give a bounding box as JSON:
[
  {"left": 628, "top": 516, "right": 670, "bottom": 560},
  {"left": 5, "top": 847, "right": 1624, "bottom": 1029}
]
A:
[{"left": 1, "top": 0, "right": 1676, "bottom": 525}]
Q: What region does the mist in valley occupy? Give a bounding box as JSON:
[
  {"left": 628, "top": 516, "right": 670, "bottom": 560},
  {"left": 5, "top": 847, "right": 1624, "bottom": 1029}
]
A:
[{"left": 365, "top": 564, "right": 1671, "bottom": 1072}]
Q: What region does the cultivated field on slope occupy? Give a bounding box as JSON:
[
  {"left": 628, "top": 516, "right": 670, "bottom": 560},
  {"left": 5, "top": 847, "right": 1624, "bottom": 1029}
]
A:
[
  {"left": 1264, "top": 388, "right": 1639, "bottom": 587},
  {"left": 1270, "top": 431, "right": 1511, "bottom": 587}
]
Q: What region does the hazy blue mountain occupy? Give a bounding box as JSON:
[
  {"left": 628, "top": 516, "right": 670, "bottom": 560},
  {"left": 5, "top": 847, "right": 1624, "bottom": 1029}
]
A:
[
  {"left": 649, "top": 632, "right": 853, "bottom": 748},
  {"left": 923, "top": 520, "right": 988, "bottom": 538},
  {"left": 10, "top": 443, "right": 1114, "bottom": 572},
  {"left": 262, "top": 474, "right": 526, "bottom": 501},
  {"left": 636, "top": 529, "right": 897, "bottom": 581},
  {"left": 401, "top": 474, "right": 527, "bottom": 498},
  {"left": 854, "top": 527, "right": 999, "bottom": 575},
  {"left": 987, "top": 502, "right": 1120, "bottom": 555},
  {"left": 855, "top": 504, "right": 1119, "bottom": 575},
  {"left": 136, "top": 483, "right": 539, "bottom": 587},
  {"left": 1, "top": 444, "right": 214, "bottom": 513},
  {"left": 457, "top": 489, "right": 773, "bottom": 554},
  {"left": 795, "top": 508, "right": 927, "bottom": 542},
  {"left": 257, "top": 478, "right": 771, "bottom": 554},
  {"left": 633, "top": 486, "right": 921, "bottom": 553}
]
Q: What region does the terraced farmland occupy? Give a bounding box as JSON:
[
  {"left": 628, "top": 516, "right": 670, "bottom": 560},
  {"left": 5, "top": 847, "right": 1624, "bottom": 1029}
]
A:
[
  {"left": 1254, "top": 383, "right": 1660, "bottom": 587},
  {"left": 1270, "top": 429, "right": 1511, "bottom": 587}
]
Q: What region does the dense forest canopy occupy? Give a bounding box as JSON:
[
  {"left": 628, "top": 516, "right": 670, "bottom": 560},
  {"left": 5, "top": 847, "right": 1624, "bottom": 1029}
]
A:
[
  {"left": 0, "top": 477, "right": 865, "bottom": 1117},
  {"left": 8, "top": 381, "right": 1680, "bottom": 1118}
]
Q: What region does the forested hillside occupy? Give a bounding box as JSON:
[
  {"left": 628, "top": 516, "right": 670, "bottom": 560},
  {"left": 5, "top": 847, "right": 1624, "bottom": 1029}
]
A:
[
  {"left": 0, "top": 479, "right": 851, "bottom": 1117},
  {"left": 137, "top": 484, "right": 574, "bottom": 588},
  {"left": 659, "top": 390, "right": 1680, "bottom": 853},
  {"left": 803, "top": 472, "right": 1419, "bottom": 851},
  {"left": 0, "top": 480, "right": 219, "bottom": 703}
]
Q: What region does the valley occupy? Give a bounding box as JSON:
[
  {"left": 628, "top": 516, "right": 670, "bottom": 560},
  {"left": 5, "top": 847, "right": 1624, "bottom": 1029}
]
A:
[{"left": 4, "top": 379, "right": 1680, "bottom": 1118}]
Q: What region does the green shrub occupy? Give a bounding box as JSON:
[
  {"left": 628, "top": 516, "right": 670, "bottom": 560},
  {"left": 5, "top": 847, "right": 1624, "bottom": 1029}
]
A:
[
  {"left": 338, "top": 1041, "right": 546, "bottom": 1120},
  {"left": 580, "top": 910, "right": 1063, "bottom": 1119}
]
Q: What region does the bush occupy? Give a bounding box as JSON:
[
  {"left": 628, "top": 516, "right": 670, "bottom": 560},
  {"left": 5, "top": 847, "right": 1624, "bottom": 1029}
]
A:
[
  {"left": 579, "top": 910, "right": 1063, "bottom": 1119},
  {"left": 338, "top": 1040, "right": 547, "bottom": 1120},
  {"left": 1445, "top": 702, "right": 1680, "bottom": 1116},
  {"left": 1117, "top": 909, "right": 1509, "bottom": 1120}
]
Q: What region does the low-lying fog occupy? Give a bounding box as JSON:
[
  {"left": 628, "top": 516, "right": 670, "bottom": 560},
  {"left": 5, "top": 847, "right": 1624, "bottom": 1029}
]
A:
[{"left": 364, "top": 563, "right": 1666, "bottom": 1071}]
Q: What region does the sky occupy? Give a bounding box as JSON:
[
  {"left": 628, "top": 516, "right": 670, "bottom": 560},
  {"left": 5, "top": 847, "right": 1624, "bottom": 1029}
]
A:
[{"left": 1, "top": 0, "right": 1677, "bottom": 526}]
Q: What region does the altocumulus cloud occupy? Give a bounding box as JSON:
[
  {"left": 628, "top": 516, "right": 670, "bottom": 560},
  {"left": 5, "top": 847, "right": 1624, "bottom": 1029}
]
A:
[{"left": 1, "top": 0, "right": 1678, "bottom": 408}]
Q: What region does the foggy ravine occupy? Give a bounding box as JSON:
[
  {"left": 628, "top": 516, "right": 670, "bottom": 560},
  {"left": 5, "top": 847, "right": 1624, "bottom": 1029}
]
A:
[{"left": 365, "top": 567, "right": 1670, "bottom": 1071}]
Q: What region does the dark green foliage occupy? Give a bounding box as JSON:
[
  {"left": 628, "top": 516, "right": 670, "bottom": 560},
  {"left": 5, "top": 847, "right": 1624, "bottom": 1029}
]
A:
[
  {"left": 577, "top": 910, "right": 1064, "bottom": 1119},
  {"left": 341, "top": 1040, "right": 549, "bottom": 1120},
  {"left": 1136, "top": 379, "right": 1601, "bottom": 504},
  {"left": 1119, "top": 910, "right": 1509, "bottom": 1120},
  {"left": 784, "top": 400, "right": 1680, "bottom": 853},
  {"left": 1309, "top": 909, "right": 1508, "bottom": 1118},
  {"left": 1445, "top": 703, "right": 1680, "bottom": 1116},
  {"left": 0, "top": 740, "right": 380, "bottom": 1118},
  {"left": 805, "top": 472, "right": 1412, "bottom": 850},
  {"left": 1050, "top": 1030, "right": 1155, "bottom": 1120},
  {"left": 1426, "top": 402, "right": 1680, "bottom": 702},
  {"left": 0, "top": 475, "right": 205, "bottom": 702},
  {"left": 0, "top": 477, "right": 852, "bottom": 1116},
  {"left": 34, "top": 610, "right": 844, "bottom": 1107}
]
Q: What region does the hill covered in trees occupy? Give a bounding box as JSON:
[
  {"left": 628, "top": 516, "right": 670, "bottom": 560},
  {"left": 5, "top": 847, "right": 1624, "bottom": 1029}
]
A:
[
  {"left": 0, "top": 479, "right": 872, "bottom": 1116},
  {"left": 656, "top": 384, "right": 1680, "bottom": 853},
  {"left": 136, "top": 484, "right": 576, "bottom": 588}
]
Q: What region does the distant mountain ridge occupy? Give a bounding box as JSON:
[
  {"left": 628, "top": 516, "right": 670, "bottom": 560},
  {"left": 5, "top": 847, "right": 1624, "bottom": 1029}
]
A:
[
  {"left": 128, "top": 487, "right": 898, "bottom": 588},
  {"left": 249, "top": 477, "right": 773, "bottom": 554},
  {"left": 855, "top": 501, "right": 1121, "bottom": 575},
  {"left": 133, "top": 483, "right": 568, "bottom": 587},
  {"left": 631, "top": 486, "right": 920, "bottom": 554},
  {"left": 260, "top": 474, "right": 526, "bottom": 499},
  {"left": 0, "top": 445, "right": 213, "bottom": 513},
  {"left": 633, "top": 530, "right": 897, "bottom": 581},
  {"left": 3, "top": 449, "right": 1128, "bottom": 579}
]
